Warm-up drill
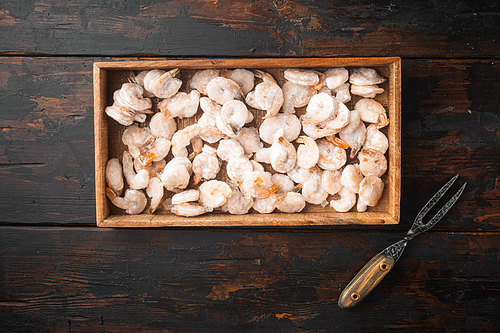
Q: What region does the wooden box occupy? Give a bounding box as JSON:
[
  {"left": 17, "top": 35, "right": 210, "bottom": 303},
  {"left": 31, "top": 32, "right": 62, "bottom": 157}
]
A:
[{"left": 94, "top": 58, "right": 401, "bottom": 227}]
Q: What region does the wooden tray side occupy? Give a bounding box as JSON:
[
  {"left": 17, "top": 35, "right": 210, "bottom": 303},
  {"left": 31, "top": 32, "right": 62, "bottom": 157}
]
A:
[
  {"left": 95, "top": 58, "right": 401, "bottom": 227},
  {"left": 94, "top": 64, "right": 110, "bottom": 225}
]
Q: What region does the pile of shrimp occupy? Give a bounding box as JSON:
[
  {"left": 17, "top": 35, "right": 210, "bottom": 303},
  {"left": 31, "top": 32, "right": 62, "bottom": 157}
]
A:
[{"left": 104, "top": 66, "right": 390, "bottom": 217}]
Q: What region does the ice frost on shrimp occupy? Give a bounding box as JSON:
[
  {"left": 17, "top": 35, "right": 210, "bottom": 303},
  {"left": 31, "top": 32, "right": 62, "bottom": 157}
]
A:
[
  {"left": 270, "top": 129, "right": 297, "bottom": 173},
  {"left": 158, "top": 90, "right": 200, "bottom": 119},
  {"left": 188, "top": 69, "right": 220, "bottom": 95},
  {"left": 253, "top": 70, "right": 284, "bottom": 119},
  {"left": 259, "top": 113, "right": 301, "bottom": 145},
  {"left": 282, "top": 81, "right": 316, "bottom": 114},
  {"left": 192, "top": 145, "right": 221, "bottom": 185},
  {"left": 284, "top": 68, "right": 320, "bottom": 86},
  {"left": 106, "top": 188, "right": 147, "bottom": 215},
  {"left": 199, "top": 180, "right": 232, "bottom": 211},
  {"left": 296, "top": 136, "right": 319, "bottom": 169},
  {"left": 144, "top": 68, "right": 182, "bottom": 98},
  {"left": 206, "top": 77, "right": 244, "bottom": 105},
  {"left": 357, "top": 176, "right": 384, "bottom": 212}
]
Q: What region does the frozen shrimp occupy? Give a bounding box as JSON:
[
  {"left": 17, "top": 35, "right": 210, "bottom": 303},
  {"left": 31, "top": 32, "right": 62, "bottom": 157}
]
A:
[
  {"left": 333, "top": 83, "right": 351, "bottom": 104},
  {"left": 315, "top": 99, "right": 350, "bottom": 133},
  {"left": 287, "top": 164, "right": 320, "bottom": 184},
  {"left": 188, "top": 69, "right": 220, "bottom": 95},
  {"left": 116, "top": 83, "right": 152, "bottom": 111},
  {"left": 199, "top": 125, "right": 228, "bottom": 144},
  {"left": 217, "top": 139, "right": 245, "bottom": 162},
  {"left": 143, "top": 137, "right": 171, "bottom": 164},
  {"left": 254, "top": 70, "right": 284, "bottom": 119},
  {"left": 358, "top": 148, "right": 387, "bottom": 178},
  {"left": 223, "top": 68, "right": 255, "bottom": 95},
  {"left": 302, "top": 123, "right": 339, "bottom": 140},
  {"left": 240, "top": 171, "right": 280, "bottom": 199},
  {"left": 357, "top": 176, "right": 384, "bottom": 212},
  {"left": 171, "top": 124, "right": 199, "bottom": 158},
  {"left": 275, "top": 192, "right": 306, "bottom": 213},
  {"left": 146, "top": 177, "right": 164, "bottom": 213},
  {"left": 235, "top": 127, "right": 263, "bottom": 155},
  {"left": 302, "top": 173, "right": 329, "bottom": 205},
  {"left": 252, "top": 196, "right": 277, "bottom": 214},
  {"left": 199, "top": 180, "right": 232, "bottom": 211},
  {"left": 171, "top": 203, "right": 207, "bottom": 217},
  {"left": 316, "top": 139, "right": 347, "bottom": 171},
  {"left": 123, "top": 151, "right": 149, "bottom": 190},
  {"left": 253, "top": 147, "right": 271, "bottom": 164},
  {"left": 199, "top": 96, "right": 222, "bottom": 118},
  {"left": 206, "top": 77, "right": 244, "bottom": 105},
  {"left": 158, "top": 90, "right": 200, "bottom": 119},
  {"left": 272, "top": 173, "right": 295, "bottom": 194},
  {"left": 251, "top": 160, "right": 265, "bottom": 172},
  {"left": 221, "top": 182, "right": 254, "bottom": 215},
  {"left": 160, "top": 157, "right": 192, "bottom": 192},
  {"left": 324, "top": 67, "right": 349, "bottom": 90},
  {"left": 282, "top": 81, "right": 316, "bottom": 114},
  {"left": 198, "top": 112, "right": 216, "bottom": 127},
  {"left": 171, "top": 189, "right": 200, "bottom": 205},
  {"left": 364, "top": 124, "right": 389, "bottom": 154},
  {"left": 134, "top": 159, "right": 166, "bottom": 179},
  {"left": 106, "top": 158, "right": 124, "bottom": 196},
  {"left": 351, "top": 84, "right": 384, "bottom": 98},
  {"left": 149, "top": 112, "right": 177, "bottom": 139},
  {"left": 296, "top": 136, "right": 320, "bottom": 169},
  {"left": 105, "top": 104, "right": 136, "bottom": 126},
  {"left": 270, "top": 129, "right": 297, "bottom": 173},
  {"left": 122, "top": 125, "right": 152, "bottom": 158},
  {"left": 284, "top": 68, "right": 320, "bottom": 86},
  {"left": 349, "top": 68, "right": 386, "bottom": 86},
  {"left": 300, "top": 93, "right": 335, "bottom": 125},
  {"left": 340, "top": 109, "right": 361, "bottom": 135},
  {"left": 227, "top": 157, "right": 254, "bottom": 182},
  {"left": 144, "top": 68, "right": 182, "bottom": 98},
  {"left": 340, "top": 121, "right": 366, "bottom": 158},
  {"left": 321, "top": 170, "right": 342, "bottom": 195},
  {"left": 106, "top": 188, "right": 147, "bottom": 215},
  {"left": 192, "top": 145, "right": 221, "bottom": 185},
  {"left": 330, "top": 186, "right": 356, "bottom": 212},
  {"left": 130, "top": 70, "right": 155, "bottom": 97},
  {"left": 219, "top": 100, "right": 249, "bottom": 135},
  {"left": 259, "top": 113, "right": 301, "bottom": 145},
  {"left": 354, "top": 98, "right": 389, "bottom": 128},
  {"left": 341, "top": 164, "right": 363, "bottom": 193}
]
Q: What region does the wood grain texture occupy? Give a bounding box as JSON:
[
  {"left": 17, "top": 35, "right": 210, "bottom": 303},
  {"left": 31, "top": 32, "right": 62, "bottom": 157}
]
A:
[
  {"left": 1, "top": 57, "right": 499, "bottom": 229},
  {"left": 0, "top": 227, "right": 499, "bottom": 332},
  {"left": 0, "top": 0, "right": 499, "bottom": 58}
]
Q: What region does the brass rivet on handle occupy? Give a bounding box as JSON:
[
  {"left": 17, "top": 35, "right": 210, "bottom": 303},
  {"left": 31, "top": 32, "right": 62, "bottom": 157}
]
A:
[
  {"left": 379, "top": 262, "right": 390, "bottom": 271},
  {"left": 350, "top": 292, "right": 360, "bottom": 302}
]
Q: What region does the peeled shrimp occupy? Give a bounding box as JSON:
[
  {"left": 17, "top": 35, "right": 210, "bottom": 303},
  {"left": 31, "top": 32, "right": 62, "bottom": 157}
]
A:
[
  {"left": 221, "top": 182, "right": 254, "bottom": 215},
  {"left": 199, "top": 96, "right": 222, "bottom": 118},
  {"left": 134, "top": 159, "right": 166, "bottom": 179},
  {"left": 106, "top": 158, "right": 124, "bottom": 196},
  {"left": 240, "top": 171, "right": 279, "bottom": 199},
  {"left": 223, "top": 68, "right": 255, "bottom": 95},
  {"left": 340, "top": 109, "right": 361, "bottom": 135},
  {"left": 158, "top": 90, "right": 200, "bottom": 119},
  {"left": 364, "top": 124, "right": 389, "bottom": 154},
  {"left": 160, "top": 157, "right": 192, "bottom": 192},
  {"left": 206, "top": 77, "right": 244, "bottom": 105},
  {"left": 217, "top": 139, "right": 245, "bottom": 162},
  {"left": 234, "top": 127, "right": 263, "bottom": 155},
  {"left": 315, "top": 99, "right": 350, "bottom": 133},
  {"left": 106, "top": 188, "right": 147, "bottom": 215},
  {"left": 259, "top": 113, "right": 301, "bottom": 145},
  {"left": 218, "top": 100, "right": 249, "bottom": 135},
  {"left": 199, "top": 180, "right": 232, "bottom": 211},
  {"left": 171, "top": 124, "right": 200, "bottom": 158},
  {"left": 302, "top": 172, "right": 329, "bottom": 205},
  {"left": 149, "top": 112, "right": 177, "bottom": 139},
  {"left": 358, "top": 148, "right": 387, "bottom": 178},
  {"left": 287, "top": 164, "right": 320, "bottom": 184},
  {"left": 123, "top": 151, "right": 149, "bottom": 190},
  {"left": 146, "top": 177, "right": 164, "bottom": 213},
  {"left": 131, "top": 70, "right": 155, "bottom": 98},
  {"left": 144, "top": 68, "right": 182, "bottom": 98},
  {"left": 227, "top": 157, "right": 253, "bottom": 182},
  {"left": 333, "top": 83, "right": 351, "bottom": 103},
  {"left": 296, "top": 136, "right": 320, "bottom": 169},
  {"left": 171, "top": 203, "right": 207, "bottom": 217},
  {"left": 137, "top": 137, "right": 171, "bottom": 166},
  {"left": 330, "top": 186, "right": 356, "bottom": 212},
  {"left": 324, "top": 67, "right": 349, "bottom": 90},
  {"left": 353, "top": 98, "right": 389, "bottom": 129},
  {"left": 253, "top": 147, "right": 271, "bottom": 164},
  {"left": 105, "top": 104, "right": 136, "bottom": 126},
  {"left": 282, "top": 81, "right": 316, "bottom": 114},
  {"left": 341, "top": 164, "right": 363, "bottom": 193},
  {"left": 253, "top": 70, "right": 284, "bottom": 118},
  {"left": 198, "top": 112, "right": 217, "bottom": 127},
  {"left": 275, "top": 192, "right": 306, "bottom": 213},
  {"left": 300, "top": 93, "right": 335, "bottom": 125},
  {"left": 171, "top": 189, "right": 200, "bottom": 205},
  {"left": 122, "top": 125, "right": 152, "bottom": 158},
  {"left": 302, "top": 123, "right": 339, "bottom": 140},
  {"left": 349, "top": 68, "right": 386, "bottom": 86},
  {"left": 192, "top": 145, "right": 221, "bottom": 185},
  {"left": 284, "top": 68, "right": 320, "bottom": 86},
  {"left": 351, "top": 84, "right": 384, "bottom": 98},
  {"left": 321, "top": 170, "right": 342, "bottom": 195},
  {"left": 316, "top": 139, "right": 347, "bottom": 171},
  {"left": 340, "top": 121, "right": 366, "bottom": 158},
  {"left": 272, "top": 173, "right": 295, "bottom": 194},
  {"left": 270, "top": 129, "right": 297, "bottom": 173},
  {"left": 252, "top": 196, "right": 277, "bottom": 214},
  {"left": 357, "top": 176, "right": 384, "bottom": 212},
  {"left": 251, "top": 160, "right": 265, "bottom": 172},
  {"left": 188, "top": 69, "right": 220, "bottom": 95},
  {"left": 115, "top": 83, "right": 152, "bottom": 112}
]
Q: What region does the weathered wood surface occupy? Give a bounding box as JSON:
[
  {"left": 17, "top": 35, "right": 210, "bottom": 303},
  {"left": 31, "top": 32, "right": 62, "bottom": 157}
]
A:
[
  {"left": 1, "top": 57, "right": 498, "bottom": 229},
  {"left": 1, "top": 227, "right": 499, "bottom": 332},
  {"left": 0, "top": 0, "right": 499, "bottom": 58}
]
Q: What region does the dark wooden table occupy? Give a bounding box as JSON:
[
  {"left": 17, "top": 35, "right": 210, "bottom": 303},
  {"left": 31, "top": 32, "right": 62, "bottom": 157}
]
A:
[{"left": 1, "top": 1, "right": 500, "bottom": 332}]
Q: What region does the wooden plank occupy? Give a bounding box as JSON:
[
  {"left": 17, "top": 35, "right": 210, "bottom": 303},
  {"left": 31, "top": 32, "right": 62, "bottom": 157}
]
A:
[
  {"left": 0, "top": 1, "right": 499, "bottom": 58},
  {"left": 0, "top": 227, "right": 499, "bottom": 332},
  {"left": 0, "top": 57, "right": 499, "bottom": 230},
  {"left": 94, "top": 58, "right": 401, "bottom": 226}
]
